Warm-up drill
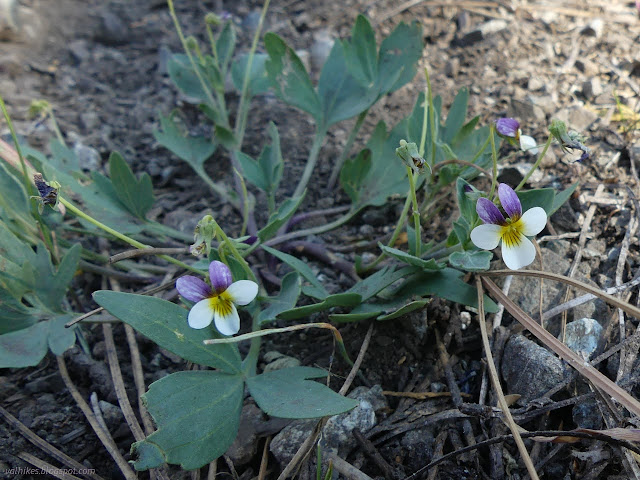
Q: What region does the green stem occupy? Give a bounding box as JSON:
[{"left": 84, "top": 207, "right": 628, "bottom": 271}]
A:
[
  {"left": 59, "top": 196, "right": 200, "bottom": 274},
  {"left": 0, "top": 95, "right": 32, "bottom": 195},
  {"left": 243, "top": 314, "right": 262, "bottom": 376},
  {"left": 515, "top": 134, "right": 553, "bottom": 191},
  {"left": 292, "top": 127, "right": 327, "bottom": 199},
  {"left": 166, "top": 0, "right": 223, "bottom": 127},
  {"left": 406, "top": 166, "right": 421, "bottom": 256},
  {"left": 205, "top": 24, "right": 229, "bottom": 121},
  {"left": 234, "top": 0, "right": 271, "bottom": 144},
  {"left": 425, "top": 67, "right": 437, "bottom": 168},
  {"left": 489, "top": 125, "right": 498, "bottom": 200},
  {"left": 263, "top": 210, "right": 355, "bottom": 247},
  {"left": 214, "top": 223, "right": 256, "bottom": 281},
  {"left": 47, "top": 108, "right": 65, "bottom": 145},
  {"left": 327, "top": 109, "right": 368, "bottom": 188}
]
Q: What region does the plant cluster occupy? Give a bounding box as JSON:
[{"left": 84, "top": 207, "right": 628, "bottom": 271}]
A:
[{"left": 0, "top": 4, "right": 590, "bottom": 473}]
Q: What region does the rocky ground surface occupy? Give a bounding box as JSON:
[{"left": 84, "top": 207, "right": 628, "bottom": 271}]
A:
[{"left": 2, "top": 0, "right": 640, "bottom": 479}]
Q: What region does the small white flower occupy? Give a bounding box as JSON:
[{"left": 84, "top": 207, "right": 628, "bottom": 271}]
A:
[
  {"left": 176, "top": 261, "right": 258, "bottom": 335},
  {"left": 495, "top": 117, "right": 539, "bottom": 155},
  {"left": 470, "top": 183, "right": 547, "bottom": 270}
]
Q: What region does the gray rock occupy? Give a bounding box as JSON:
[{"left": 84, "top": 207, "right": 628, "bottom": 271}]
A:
[
  {"left": 501, "top": 335, "right": 566, "bottom": 403},
  {"left": 94, "top": 11, "right": 130, "bottom": 46},
  {"left": 310, "top": 30, "right": 334, "bottom": 72},
  {"left": 68, "top": 40, "right": 91, "bottom": 65},
  {"left": 461, "top": 19, "right": 508, "bottom": 45},
  {"left": 498, "top": 163, "right": 543, "bottom": 186},
  {"left": 24, "top": 373, "right": 65, "bottom": 394},
  {"left": 226, "top": 403, "right": 264, "bottom": 465},
  {"left": 527, "top": 77, "right": 545, "bottom": 92},
  {"left": 572, "top": 396, "right": 603, "bottom": 429},
  {"left": 98, "top": 400, "right": 124, "bottom": 430},
  {"left": 263, "top": 355, "right": 301, "bottom": 372},
  {"left": 564, "top": 318, "right": 603, "bottom": 359},
  {"left": 445, "top": 58, "right": 460, "bottom": 78},
  {"left": 270, "top": 385, "right": 387, "bottom": 466},
  {"left": 80, "top": 111, "right": 100, "bottom": 131},
  {"left": 73, "top": 142, "right": 102, "bottom": 172},
  {"left": 581, "top": 19, "right": 604, "bottom": 39},
  {"left": 582, "top": 78, "right": 603, "bottom": 99},
  {"left": 241, "top": 10, "right": 262, "bottom": 34},
  {"left": 509, "top": 99, "right": 546, "bottom": 123},
  {"left": 555, "top": 105, "right": 597, "bottom": 131},
  {"left": 0, "top": 0, "right": 18, "bottom": 41}
]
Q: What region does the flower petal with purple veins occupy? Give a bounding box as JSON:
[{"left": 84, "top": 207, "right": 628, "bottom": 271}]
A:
[
  {"left": 495, "top": 118, "right": 520, "bottom": 138},
  {"left": 498, "top": 183, "right": 522, "bottom": 219},
  {"left": 176, "top": 276, "right": 212, "bottom": 302},
  {"left": 476, "top": 197, "right": 506, "bottom": 225},
  {"left": 209, "top": 261, "right": 233, "bottom": 294}
]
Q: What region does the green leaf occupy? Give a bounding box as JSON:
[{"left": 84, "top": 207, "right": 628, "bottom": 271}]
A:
[
  {"left": 154, "top": 114, "right": 217, "bottom": 176},
  {"left": 376, "top": 20, "right": 423, "bottom": 95},
  {"left": 214, "top": 125, "right": 238, "bottom": 150},
  {"left": 47, "top": 314, "right": 77, "bottom": 355},
  {"left": 449, "top": 250, "right": 493, "bottom": 272},
  {"left": 456, "top": 177, "right": 477, "bottom": 225},
  {"left": 339, "top": 149, "right": 372, "bottom": 204},
  {"left": 342, "top": 15, "right": 377, "bottom": 87},
  {"left": 231, "top": 53, "right": 271, "bottom": 96},
  {"left": 452, "top": 217, "right": 470, "bottom": 247},
  {"left": 346, "top": 265, "right": 418, "bottom": 301},
  {"left": 246, "top": 366, "right": 358, "bottom": 418},
  {"left": 330, "top": 296, "right": 428, "bottom": 323},
  {"left": 216, "top": 22, "right": 236, "bottom": 75},
  {"left": 397, "top": 268, "right": 498, "bottom": 312},
  {"left": 258, "top": 272, "right": 302, "bottom": 325},
  {"left": 34, "top": 243, "right": 81, "bottom": 311},
  {"left": 257, "top": 194, "right": 305, "bottom": 242},
  {"left": 518, "top": 188, "right": 555, "bottom": 215},
  {"left": 550, "top": 182, "right": 578, "bottom": 215},
  {"left": 261, "top": 245, "right": 328, "bottom": 299},
  {"left": 168, "top": 54, "right": 212, "bottom": 104},
  {"left": 377, "top": 298, "right": 429, "bottom": 321},
  {"left": 443, "top": 87, "right": 469, "bottom": 145},
  {"left": 108, "top": 152, "right": 154, "bottom": 219},
  {"left": 236, "top": 123, "right": 283, "bottom": 197},
  {"left": 135, "top": 370, "right": 244, "bottom": 470},
  {"left": 277, "top": 293, "right": 362, "bottom": 321},
  {"left": 265, "top": 33, "right": 322, "bottom": 122},
  {"left": 318, "top": 40, "right": 376, "bottom": 127},
  {"left": 379, "top": 245, "right": 443, "bottom": 271},
  {"left": 0, "top": 320, "right": 49, "bottom": 368},
  {"left": 93, "top": 291, "right": 242, "bottom": 374},
  {"left": 0, "top": 162, "right": 30, "bottom": 217}
]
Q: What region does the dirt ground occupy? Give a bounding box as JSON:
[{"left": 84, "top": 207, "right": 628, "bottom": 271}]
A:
[{"left": 2, "top": 0, "right": 640, "bottom": 479}]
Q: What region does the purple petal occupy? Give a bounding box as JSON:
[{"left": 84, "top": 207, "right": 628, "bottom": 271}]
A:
[
  {"left": 476, "top": 197, "right": 506, "bottom": 225},
  {"left": 498, "top": 183, "right": 522, "bottom": 219},
  {"left": 176, "top": 276, "right": 212, "bottom": 302},
  {"left": 209, "top": 261, "right": 233, "bottom": 294},
  {"left": 495, "top": 118, "right": 520, "bottom": 138}
]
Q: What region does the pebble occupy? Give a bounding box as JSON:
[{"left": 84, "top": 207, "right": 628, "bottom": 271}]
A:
[
  {"left": 241, "top": 10, "right": 262, "bottom": 34},
  {"left": 310, "top": 30, "right": 334, "bottom": 72},
  {"left": 94, "top": 11, "right": 130, "bottom": 46},
  {"left": 68, "top": 39, "right": 91, "bottom": 65},
  {"left": 80, "top": 111, "right": 100, "bottom": 132},
  {"left": 501, "top": 335, "right": 566, "bottom": 403},
  {"left": 564, "top": 318, "right": 603, "bottom": 359},
  {"left": 555, "top": 105, "right": 598, "bottom": 131},
  {"left": 0, "top": 0, "right": 18, "bottom": 41},
  {"left": 445, "top": 58, "right": 460, "bottom": 78},
  {"left": 98, "top": 400, "right": 124, "bottom": 430},
  {"left": 73, "top": 141, "right": 102, "bottom": 172},
  {"left": 509, "top": 98, "right": 546, "bottom": 123},
  {"left": 581, "top": 19, "right": 604, "bottom": 39},
  {"left": 263, "top": 355, "right": 301, "bottom": 372},
  {"left": 527, "top": 77, "right": 545, "bottom": 92},
  {"left": 226, "top": 403, "right": 265, "bottom": 465},
  {"left": 582, "top": 78, "right": 603, "bottom": 99},
  {"left": 157, "top": 45, "right": 172, "bottom": 75},
  {"left": 572, "top": 396, "right": 603, "bottom": 429},
  {"left": 270, "top": 385, "right": 387, "bottom": 465},
  {"left": 460, "top": 19, "right": 508, "bottom": 45},
  {"left": 24, "top": 373, "right": 65, "bottom": 394}
]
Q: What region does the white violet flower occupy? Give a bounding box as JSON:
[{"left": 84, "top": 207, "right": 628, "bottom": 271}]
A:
[
  {"left": 176, "top": 261, "right": 258, "bottom": 335},
  {"left": 470, "top": 183, "right": 547, "bottom": 270},
  {"left": 495, "top": 117, "right": 539, "bottom": 155}
]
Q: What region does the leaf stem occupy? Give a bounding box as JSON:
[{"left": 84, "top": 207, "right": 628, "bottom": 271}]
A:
[
  {"left": 327, "top": 109, "right": 368, "bottom": 189},
  {"left": 292, "top": 128, "right": 327, "bottom": 199},
  {"left": 262, "top": 209, "right": 355, "bottom": 247},
  {"left": 489, "top": 125, "right": 498, "bottom": 200},
  {"left": 425, "top": 67, "right": 437, "bottom": 168},
  {"left": 406, "top": 166, "right": 421, "bottom": 256},
  {"left": 515, "top": 134, "right": 552, "bottom": 191}
]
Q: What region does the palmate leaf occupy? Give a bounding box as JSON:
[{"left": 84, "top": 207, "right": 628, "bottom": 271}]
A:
[
  {"left": 258, "top": 272, "right": 301, "bottom": 325},
  {"left": 262, "top": 245, "right": 328, "bottom": 299},
  {"left": 108, "top": 152, "right": 154, "bottom": 220},
  {"left": 375, "top": 19, "right": 423, "bottom": 95},
  {"left": 231, "top": 53, "right": 271, "bottom": 96},
  {"left": 246, "top": 367, "right": 358, "bottom": 418},
  {"left": 257, "top": 194, "right": 305, "bottom": 242},
  {"left": 93, "top": 291, "right": 242, "bottom": 374},
  {"left": 449, "top": 250, "right": 493, "bottom": 272},
  {"left": 236, "top": 122, "right": 283, "bottom": 197},
  {"left": 134, "top": 370, "right": 244, "bottom": 470}
]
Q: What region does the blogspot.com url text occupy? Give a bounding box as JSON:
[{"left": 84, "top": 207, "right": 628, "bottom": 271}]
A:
[{"left": 2, "top": 466, "right": 97, "bottom": 476}]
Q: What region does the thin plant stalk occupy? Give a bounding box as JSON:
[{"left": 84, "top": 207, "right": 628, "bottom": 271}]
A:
[
  {"left": 292, "top": 127, "right": 327, "bottom": 199},
  {"left": 489, "top": 124, "right": 498, "bottom": 200},
  {"left": 475, "top": 277, "right": 540, "bottom": 480},
  {"left": 515, "top": 134, "right": 552, "bottom": 191},
  {"left": 260, "top": 209, "right": 355, "bottom": 248},
  {"left": 327, "top": 109, "right": 368, "bottom": 188},
  {"left": 0, "top": 95, "right": 31, "bottom": 194},
  {"left": 425, "top": 67, "right": 436, "bottom": 168},
  {"left": 406, "top": 166, "right": 421, "bottom": 256}
]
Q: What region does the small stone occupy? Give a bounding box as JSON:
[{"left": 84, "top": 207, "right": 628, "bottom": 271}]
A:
[
  {"left": 226, "top": 403, "right": 264, "bottom": 465},
  {"left": 310, "top": 30, "right": 334, "bottom": 72},
  {"left": 98, "top": 401, "right": 124, "bottom": 430},
  {"left": 564, "top": 318, "right": 603, "bottom": 359},
  {"left": 581, "top": 19, "right": 604, "bottom": 39},
  {"left": 555, "top": 105, "right": 598, "bottom": 131},
  {"left": 94, "top": 11, "right": 129, "bottom": 46},
  {"left": 498, "top": 163, "right": 544, "bottom": 186},
  {"left": 263, "top": 355, "right": 301, "bottom": 372},
  {"left": 460, "top": 19, "right": 508, "bottom": 45},
  {"left": 73, "top": 142, "right": 102, "bottom": 172},
  {"left": 80, "top": 111, "right": 100, "bottom": 132},
  {"left": 68, "top": 40, "right": 91, "bottom": 65},
  {"left": 581, "top": 78, "right": 603, "bottom": 99},
  {"left": 157, "top": 45, "right": 172, "bottom": 75},
  {"left": 241, "top": 10, "right": 261, "bottom": 34},
  {"left": 575, "top": 59, "right": 598, "bottom": 77},
  {"left": 444, "top": 58, "right": 460, "bottom": 78},
  {"left": 0, "top": 0, "right": 19, "bottom": 41},
  {"left": 501, "top": 335, "right": 566, "bottom": 403},
  {"left": 359, "top": 224, "right": 374, "bottom": 237},
  {"left": 509, "top": 99, "right": 546, "bottom": 123},
  {"left": 572, "top": 396, "right": 603, "bottom": 429},
  {"left": 527, "top": 77, "right": 545, "bottom": 91},
  {"left": 24, "top": 373, "right": 65, "bottom": 394}
]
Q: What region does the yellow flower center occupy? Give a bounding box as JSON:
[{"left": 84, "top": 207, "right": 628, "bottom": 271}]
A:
[
  {"left": 499, "top": 217, "right": 524, "bottom": 248},
  {"left": 208, "top": 291, "right": 234, "bottom": 317}
]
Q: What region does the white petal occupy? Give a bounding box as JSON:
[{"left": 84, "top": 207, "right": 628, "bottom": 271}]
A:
[
  {"left": 188, "top": 299, "right": 214, "bottom": 329},
  {"left": 502, "top": 236, "right": 536, "bottom": 270},
  {"left": 226, "top": 280, "right": 258, "bottom": 306},
  {"left": 214, "top": 304, "right": 240, "bottom": 336},
  {"left": 470, "top": 224, "right": 502, "bottom": 250},
  {"left": 521, "top": 207, "right": 547, "bottom": 236},
  {"left": 519, "top": 135, "right": 539, "bottom": 155}
]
